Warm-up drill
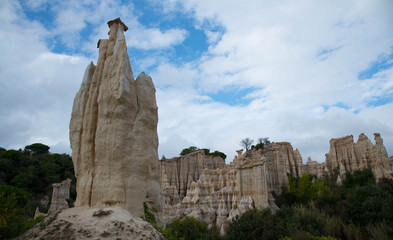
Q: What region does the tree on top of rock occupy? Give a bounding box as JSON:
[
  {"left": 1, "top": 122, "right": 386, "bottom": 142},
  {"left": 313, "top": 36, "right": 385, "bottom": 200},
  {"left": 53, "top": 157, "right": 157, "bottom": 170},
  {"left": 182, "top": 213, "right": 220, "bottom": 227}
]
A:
[{"left": 240, "top": 138, "right": 254, "bottom": 151}]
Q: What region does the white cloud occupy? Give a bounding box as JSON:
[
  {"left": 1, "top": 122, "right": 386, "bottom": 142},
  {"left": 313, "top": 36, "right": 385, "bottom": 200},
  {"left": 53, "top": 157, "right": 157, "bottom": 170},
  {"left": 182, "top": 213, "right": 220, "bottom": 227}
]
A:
[
  {"left": 0, "top": 0, "right": 89, "bottom": 153},
  {"left": 1, "top": 0, "right": 393, "bottom": 165},
  {"left": 153, "top": 0, "right": 393, "bottom": 161},
  {"left": 151, "top": 62, "right": 198, "bottom": 88},
  {"left": 127, "top": 27, "right": 187, "bottom": 50}
]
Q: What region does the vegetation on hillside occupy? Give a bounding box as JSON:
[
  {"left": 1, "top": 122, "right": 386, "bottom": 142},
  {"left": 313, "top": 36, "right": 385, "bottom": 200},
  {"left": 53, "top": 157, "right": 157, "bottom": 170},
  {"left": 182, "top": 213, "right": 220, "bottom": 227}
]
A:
[
  {"left": 228, "top": 170, "right": 393, "bottom": 240},
  {"left": 0, "top": 144, "right": 75, "bottom": 239}
]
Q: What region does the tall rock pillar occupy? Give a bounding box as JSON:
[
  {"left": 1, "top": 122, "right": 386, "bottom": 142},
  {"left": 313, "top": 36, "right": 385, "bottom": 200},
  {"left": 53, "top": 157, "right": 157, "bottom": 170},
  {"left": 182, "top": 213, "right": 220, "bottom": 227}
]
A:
[{"left": 70, "top": 18, "right": 161, "bottom": 216}]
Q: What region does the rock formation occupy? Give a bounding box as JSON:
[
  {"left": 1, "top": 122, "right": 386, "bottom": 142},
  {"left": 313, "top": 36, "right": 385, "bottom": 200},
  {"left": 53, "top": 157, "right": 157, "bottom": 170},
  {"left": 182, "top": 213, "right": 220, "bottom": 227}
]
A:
[
  {"left": 159, "top": 150, "right": 226, "bottom": 206},
  {"left": 160, "top": 142, "right": 303, "bottom": 234},
  {"left": 48, "top": 178, "right": 72, "bottom": 213},
  {"left": 17, "top": 206, "right": 166, "bottom": 240},
  {"left": 69, "top": 18, "right": 161, "bottom": 217},
  {"left": 160, "top": 133, "right": 392, "bottom": 233},
  {"left": 305, "top": 133, "right": 393, "bottom": 180}
]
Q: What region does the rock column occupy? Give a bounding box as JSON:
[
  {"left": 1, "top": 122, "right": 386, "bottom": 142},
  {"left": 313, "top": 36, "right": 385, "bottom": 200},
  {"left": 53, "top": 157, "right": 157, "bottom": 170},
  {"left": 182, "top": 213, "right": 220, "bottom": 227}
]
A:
[{"left": 70, "top": 18, "right": 161, "bottom": 216}]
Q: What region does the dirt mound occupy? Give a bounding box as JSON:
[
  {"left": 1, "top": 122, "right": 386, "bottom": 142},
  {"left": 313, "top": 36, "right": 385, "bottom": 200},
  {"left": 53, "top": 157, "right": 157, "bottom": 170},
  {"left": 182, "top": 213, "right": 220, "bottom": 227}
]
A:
[{"left": 17, "top": 206, "right": 165, "bottom": 240}]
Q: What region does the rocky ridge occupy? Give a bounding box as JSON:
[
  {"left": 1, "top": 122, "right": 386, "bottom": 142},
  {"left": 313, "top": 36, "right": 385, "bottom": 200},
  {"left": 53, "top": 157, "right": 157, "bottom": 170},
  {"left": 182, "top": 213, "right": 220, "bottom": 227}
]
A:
[
  {"left": 160, "top": 142, "right": 303, "bottom": 234},
  {"left": 305, "top": 133, "right": 393, "bottom": 180},
  {"left": 160, "top": 133, "right": 392, "bottom": 234}
]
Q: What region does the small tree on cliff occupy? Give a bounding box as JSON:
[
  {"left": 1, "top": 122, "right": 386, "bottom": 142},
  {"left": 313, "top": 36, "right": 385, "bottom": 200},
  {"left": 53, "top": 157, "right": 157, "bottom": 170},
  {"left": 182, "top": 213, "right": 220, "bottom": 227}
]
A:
[
  {"left": 240, "top": 138, "right": 254, "bottom": 151},
  {"left": 180, "top": 146, "right": 199, "bottom": 156}
]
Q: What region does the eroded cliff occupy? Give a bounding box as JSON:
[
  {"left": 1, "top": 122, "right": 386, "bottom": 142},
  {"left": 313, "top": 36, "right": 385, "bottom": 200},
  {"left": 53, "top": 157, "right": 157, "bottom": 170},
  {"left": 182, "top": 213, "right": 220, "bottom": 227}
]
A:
[
  {"left": 160, "top": 142, "right": 303, "bottom": 234},
  {"left": 305, "top": 133, "right": 393, "bottom": 180}
]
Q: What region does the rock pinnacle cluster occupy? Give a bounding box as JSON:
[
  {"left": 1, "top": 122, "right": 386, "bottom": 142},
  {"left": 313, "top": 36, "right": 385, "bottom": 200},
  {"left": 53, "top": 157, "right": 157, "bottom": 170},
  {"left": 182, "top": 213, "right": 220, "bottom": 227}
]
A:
[{"left": 69, "top": 18, "right": 161, "bottom": 217}]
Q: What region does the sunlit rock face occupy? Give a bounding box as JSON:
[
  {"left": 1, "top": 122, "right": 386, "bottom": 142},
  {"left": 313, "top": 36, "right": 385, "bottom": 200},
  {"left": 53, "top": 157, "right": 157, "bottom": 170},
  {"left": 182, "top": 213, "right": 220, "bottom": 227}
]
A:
[
  {"left": 69, "top": 18, "right": 161, "bottom": 217},
  {"left": 160, "top": 143, "right": 303, "bottom": 234},
  {"left": 306, "top": 133, "right": 393, "bottom": 181}
]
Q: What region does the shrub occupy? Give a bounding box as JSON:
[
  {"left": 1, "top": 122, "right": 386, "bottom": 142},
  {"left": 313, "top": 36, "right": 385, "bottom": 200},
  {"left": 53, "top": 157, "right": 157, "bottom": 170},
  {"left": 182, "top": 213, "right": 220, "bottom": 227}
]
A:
[
  {"left": 0, "top": 186, "right": 32, "bottom": 239},
  {"left": 164, "top": 216, "right": 212, "bottom": 240},
  {"left": 141, "top": 202, "right": 157, "bottom": 226},
  {"left": 226, "top": 208, "right": 281, "bottom": 240}
]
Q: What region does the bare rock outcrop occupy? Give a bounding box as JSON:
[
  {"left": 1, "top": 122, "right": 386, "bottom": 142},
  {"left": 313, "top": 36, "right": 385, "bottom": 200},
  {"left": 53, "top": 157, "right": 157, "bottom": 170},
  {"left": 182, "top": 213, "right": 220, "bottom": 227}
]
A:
[
  {"left": 160, "top": 142, "right": 303, "bottom": 234},
  {"left": 17, "top": 206, "right": 165, "bottom": 240},
  {"left": 306, "top": 133, "right": 393, "bottom": 180},
  {"left": 159, "top": 150, "right": 225, "bottom": 206},
  {"left": 69, "top": 18, "right": 161, "bottom": 217},
  {"left": 48, "top": 178, "right": 72, "bottom": 213}
]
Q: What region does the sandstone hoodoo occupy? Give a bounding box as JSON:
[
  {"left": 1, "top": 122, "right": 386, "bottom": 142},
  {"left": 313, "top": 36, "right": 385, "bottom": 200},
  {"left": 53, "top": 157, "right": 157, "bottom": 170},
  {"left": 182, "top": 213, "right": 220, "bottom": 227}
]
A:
[
  {"left": 69, "top": 18, "right": 161, "bottom": 217},
  {"left": 305, "top": 133, "right": 393, "bottom": 180},
  {"left": 48, "top": 178, "right": 72, "bottom": 213},
  {"left": 160, "top": 142, "right": 304, "bottom": 234}
]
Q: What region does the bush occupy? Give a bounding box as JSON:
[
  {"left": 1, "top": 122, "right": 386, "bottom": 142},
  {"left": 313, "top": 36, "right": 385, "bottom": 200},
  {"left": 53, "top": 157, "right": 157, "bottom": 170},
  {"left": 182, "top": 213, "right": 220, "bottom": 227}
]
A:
[
  {"left": 180, "top": 146, "right": 199, "bottom": 156},
  {"left": 164, "top": 216, "right": 215, "bottom": 240},
  {"left": 141, "top": 202, "right": 157, "bottom": 226},
  {"left": 342, "top": 183, "right": 393, "bottom": 226},
  {"left": 0, "top": 186, "right": 32, "bottom": 239},
  {"left": 179, "top": 146, "right": 226, "bottom": 160},
  {"left": 274, "top": 168, "right": 393, "bottom": 240},
  {"left": 226, "top": 208, "right": 281, "bottom": 240}
]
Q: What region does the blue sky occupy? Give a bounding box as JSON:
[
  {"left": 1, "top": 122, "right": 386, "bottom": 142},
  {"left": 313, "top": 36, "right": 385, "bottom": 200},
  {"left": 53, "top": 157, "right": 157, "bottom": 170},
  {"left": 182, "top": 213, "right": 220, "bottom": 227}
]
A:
[{"left": 1, "top": 0, "right": 393, "bottom": 162}]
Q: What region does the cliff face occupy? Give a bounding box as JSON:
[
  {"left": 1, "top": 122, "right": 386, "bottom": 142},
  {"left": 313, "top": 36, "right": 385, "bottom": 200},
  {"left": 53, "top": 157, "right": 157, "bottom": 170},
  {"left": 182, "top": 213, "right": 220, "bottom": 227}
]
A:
[
  {"left": 159, "top": 150, "right": 226, "bottom": 206},
  {"left": 69, "top": 18, "right": 161, "bottom": 216},
  {"left": 263, "top": 142, "right": 303, "bottom": 195},
  {"left": 160, "top": 142, "right": 302, "bottom": 234},
  {"left": 306, "top": 133, "right": 393, "bottom": 180}
]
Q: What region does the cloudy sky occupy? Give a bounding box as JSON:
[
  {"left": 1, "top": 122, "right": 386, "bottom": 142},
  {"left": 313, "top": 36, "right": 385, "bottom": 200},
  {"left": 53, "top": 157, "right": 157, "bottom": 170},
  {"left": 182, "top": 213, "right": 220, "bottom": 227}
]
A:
[{"left": 1, "top": 0, "right": 392, "bottom": 163}]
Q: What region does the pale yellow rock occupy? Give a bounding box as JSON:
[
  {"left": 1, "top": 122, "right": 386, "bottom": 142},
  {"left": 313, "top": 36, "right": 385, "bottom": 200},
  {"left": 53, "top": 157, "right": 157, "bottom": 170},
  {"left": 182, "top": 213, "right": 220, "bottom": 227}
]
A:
[
  {"left": 48, "top": 178, "right": 72, "bottom": 213},
  {"left": 159, "top": 150, "right": 225, "bottom": 206},
  {"left": 306, "top": 133, "right": 393, "bottom": 181},
  {"left": 69, "top": 18, "right": 161, "bottom": 217},
  {"left": 160, "top": 142, "right": 303, "bottom": 233},
  {"left": 161, "top": 134, "right": 392, "bottom": 233}
]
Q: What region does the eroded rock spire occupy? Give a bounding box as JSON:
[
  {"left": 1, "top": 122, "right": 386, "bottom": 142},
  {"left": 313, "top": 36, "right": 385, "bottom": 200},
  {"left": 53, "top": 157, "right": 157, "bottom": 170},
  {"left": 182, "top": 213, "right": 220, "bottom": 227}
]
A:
[{"left": 70, "top": 18, "right": 161, "bottom": 216}]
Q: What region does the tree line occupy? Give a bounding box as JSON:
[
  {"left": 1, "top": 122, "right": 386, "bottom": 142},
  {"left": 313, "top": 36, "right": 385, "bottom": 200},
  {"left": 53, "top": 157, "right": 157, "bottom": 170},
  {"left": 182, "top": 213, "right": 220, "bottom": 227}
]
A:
[{"left": 0, "top": 143, "right": 75, "bottom": 239}]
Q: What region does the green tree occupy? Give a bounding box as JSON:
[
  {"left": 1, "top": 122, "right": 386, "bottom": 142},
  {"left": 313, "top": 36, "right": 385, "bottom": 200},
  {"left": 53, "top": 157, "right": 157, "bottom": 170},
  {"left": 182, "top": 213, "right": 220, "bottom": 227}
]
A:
[
  {"left": 343, "top": 168, "right": 375, "bottom": 188},
  {"left": 0, "top": 185, "right": 31, "bottom": 239},
  {"left": 343, "top": 183, "right": 393, "bottom": 226},
  {"left": 180, "top": 146, "right": 199, "bottom": 156},
  {"left": 164, "top": 216, "right": 215, "bottom": 240},
  {"left": 211, "top": 150, "right": 227, "bottom": 160},
  {"left": 226, "top": 208, "right": 282, "bottom": 240},
  {"left": 24, "top": 143, "right": 50, "bottom": 156}
]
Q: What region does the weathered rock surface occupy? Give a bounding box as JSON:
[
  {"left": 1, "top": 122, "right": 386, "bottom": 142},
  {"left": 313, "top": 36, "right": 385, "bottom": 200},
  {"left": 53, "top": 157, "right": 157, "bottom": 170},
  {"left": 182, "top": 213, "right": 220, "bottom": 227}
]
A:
[
  {"left": 160, "top": 142, "right": 303, "bottom": 234},
  {"left": 306, "top": 133, "right": 393, "bottom": 180},
  {"left": 159, "top": 150, "right": 226, "bottom": 206},
  {"left": 17, "top": 206, "right": 165, "bottom": 240},
  {"left": 69, "top": 18, "right": 161, "bottom": 217},
  {"left": 161, "top": 134, "right": 392, "bottom": 233},
  {"left": 48, "top": 178, "right": 72, "bottom": 213}
]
